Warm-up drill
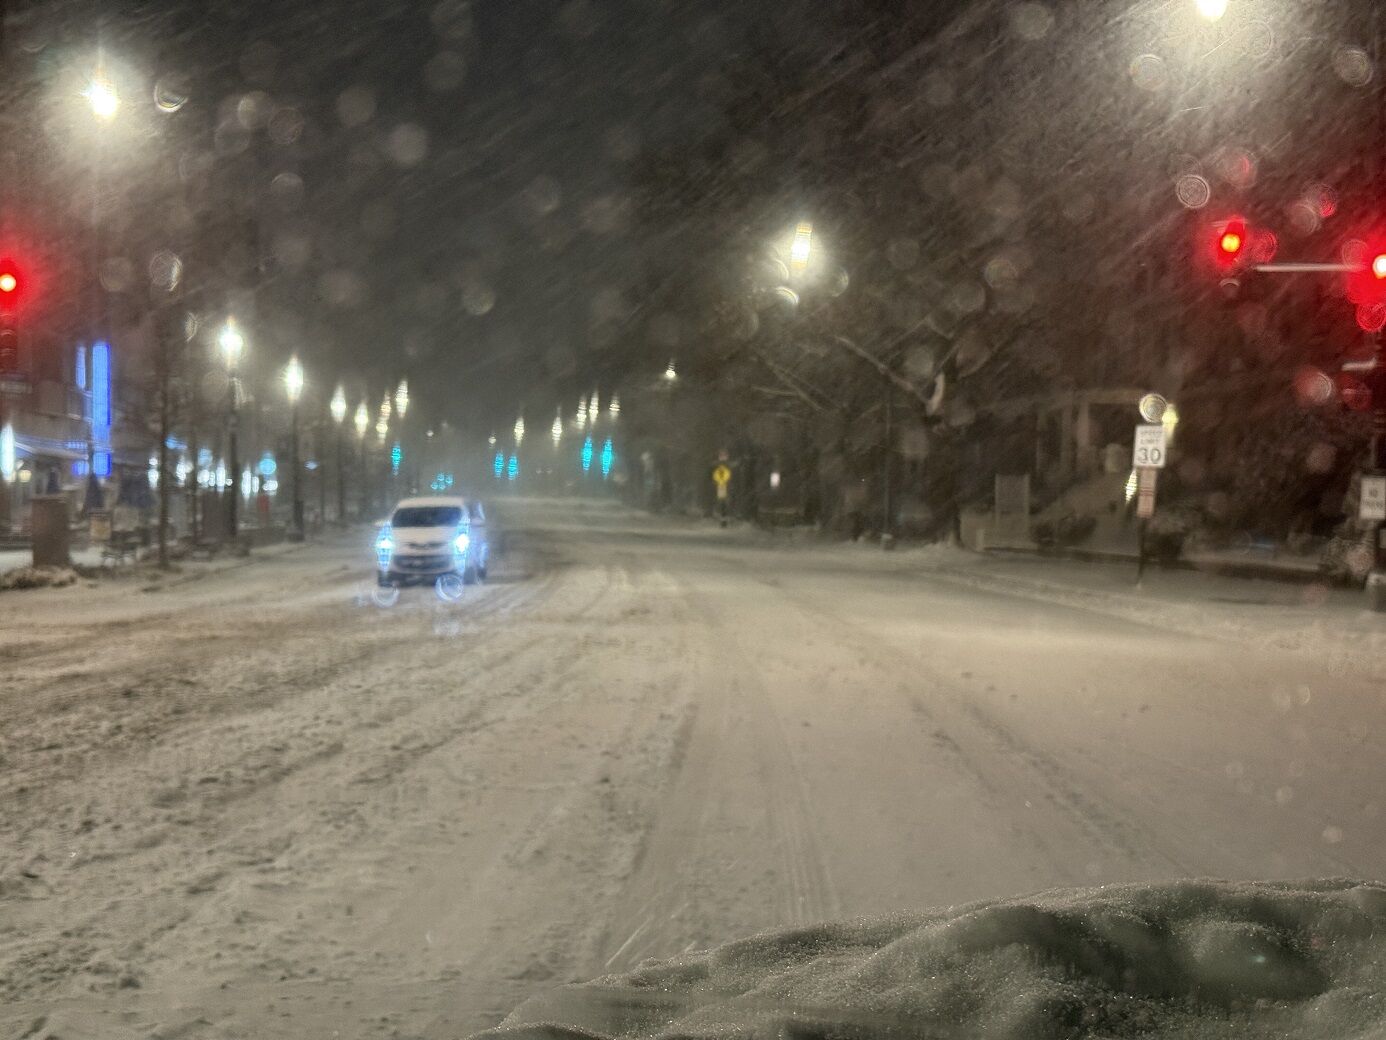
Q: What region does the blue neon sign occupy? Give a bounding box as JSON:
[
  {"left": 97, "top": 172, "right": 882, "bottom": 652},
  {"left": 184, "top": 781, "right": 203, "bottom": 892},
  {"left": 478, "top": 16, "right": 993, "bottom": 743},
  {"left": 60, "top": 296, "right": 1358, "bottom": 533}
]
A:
[{"left": 91, "top": 341, "right": 110, "bottom": 437}]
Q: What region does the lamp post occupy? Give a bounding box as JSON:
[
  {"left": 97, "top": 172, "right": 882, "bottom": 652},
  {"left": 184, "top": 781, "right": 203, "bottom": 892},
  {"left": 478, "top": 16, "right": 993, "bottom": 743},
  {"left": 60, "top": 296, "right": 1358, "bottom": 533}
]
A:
[
  {"left": 284, "top": 356, "right": 304, "bottom": 541},
  {"left": 218, "top": 318, "right": 244, "bottom": 538},
  {"left": 353, "top": 400, "right": 368, "bottom": 518},
  {"left": 394, "top": 380, "right": 409, "bottom": 493},
  {"left": 82, "top": 63, "right": 119, "bottom": 515},
  {"left": 330, "top": 385, "right": 347, "bottom": 523}
]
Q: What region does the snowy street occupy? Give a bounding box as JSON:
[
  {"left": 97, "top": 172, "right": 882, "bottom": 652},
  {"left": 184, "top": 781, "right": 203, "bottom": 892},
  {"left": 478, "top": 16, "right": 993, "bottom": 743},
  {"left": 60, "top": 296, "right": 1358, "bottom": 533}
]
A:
[{"left": 3, "top": 498, "right": 1384, "bottom": 1039}]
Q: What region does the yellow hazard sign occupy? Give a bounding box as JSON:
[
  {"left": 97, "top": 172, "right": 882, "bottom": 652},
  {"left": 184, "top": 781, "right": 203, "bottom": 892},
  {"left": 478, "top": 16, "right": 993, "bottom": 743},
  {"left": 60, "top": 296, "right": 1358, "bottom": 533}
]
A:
[{"left": 712, "top": 464, "right": 731, "bottom": 487}]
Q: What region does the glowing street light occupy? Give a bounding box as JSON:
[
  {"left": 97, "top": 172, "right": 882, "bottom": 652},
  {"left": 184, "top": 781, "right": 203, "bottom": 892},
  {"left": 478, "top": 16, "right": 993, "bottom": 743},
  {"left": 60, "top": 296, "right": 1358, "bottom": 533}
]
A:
[
  {"left": 376, "top": 393, "right": 390, "bottom": 442},
  {"left": 1194, "top": 0, "right": 1227, "bottom": 20},
  {"left": 394, "top": 379, "right": 409, "bottom": 419},
  {"left": 789, "top": 220, "right": 813, "bottom": 272},
  {"left": 354, "top": 401, "right": 369, "bottom": 439},
  {"left": 608, "top": 394, "right": 620, "bottom": 420},
  {"left": 83, "top": 69, "right": 119, "bottom": 120},
  {"left": 488, "top": 432, "right": 497, "bottom": 447},
  {"left": 218, "top": 318, "right": 244, "bottom": 369},
  {"left": 284, "top": 356, "right": 304, "bottom": 402},
  {"left": 514, "top": 415, "right": 525, "bottom": 445},
  {"left": 1162, "top": 402, "right": 1180, "bottom": 442},
  {"left": 576, "top": 398, "right": 587, "bottom": 430},
  {"left": 591, "top": 390, "right": 600, "bottom": 420},
  {"left": 330, "top": 385, "right": 347, "bottom": 424},
  {"left": 551, "top": 410, "right": 563, "bottom": 446},
  {"left": 664, "top": 359, "right": 678, "bottom": 382}
]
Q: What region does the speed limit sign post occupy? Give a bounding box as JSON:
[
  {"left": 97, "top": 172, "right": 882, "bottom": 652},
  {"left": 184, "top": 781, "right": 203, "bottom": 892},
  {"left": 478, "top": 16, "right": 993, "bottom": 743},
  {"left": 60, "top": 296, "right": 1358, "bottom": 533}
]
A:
[{"left": 1132, "top": 425, "right": 1167, "bottom": 584}]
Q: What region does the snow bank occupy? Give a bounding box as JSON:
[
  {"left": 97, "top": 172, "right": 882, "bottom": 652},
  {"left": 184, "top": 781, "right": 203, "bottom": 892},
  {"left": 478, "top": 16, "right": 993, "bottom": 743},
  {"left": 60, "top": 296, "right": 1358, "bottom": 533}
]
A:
[
  {"left": 0, "top": 565, "right": 78, "bottom": 590},
  {"left": 477, "top": 879, "right": 1386, "bottom": 1039}
]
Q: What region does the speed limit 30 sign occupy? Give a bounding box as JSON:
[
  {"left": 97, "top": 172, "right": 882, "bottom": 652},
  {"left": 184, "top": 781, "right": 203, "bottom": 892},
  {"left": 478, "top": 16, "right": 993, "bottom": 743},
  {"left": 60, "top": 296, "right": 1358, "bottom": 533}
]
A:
[{"left": 1132, "top": 424, "right": 1167, "bottom": 469}]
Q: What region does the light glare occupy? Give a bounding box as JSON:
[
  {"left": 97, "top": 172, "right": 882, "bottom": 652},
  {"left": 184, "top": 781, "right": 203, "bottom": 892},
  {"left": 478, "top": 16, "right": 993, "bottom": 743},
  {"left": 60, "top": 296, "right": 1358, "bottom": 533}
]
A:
[
  {"left": 83, "top": 72, "right": 119, "bottom": 119},
  {"left": 1195, "top": 0, "right": 1228, "bottom": 20}
]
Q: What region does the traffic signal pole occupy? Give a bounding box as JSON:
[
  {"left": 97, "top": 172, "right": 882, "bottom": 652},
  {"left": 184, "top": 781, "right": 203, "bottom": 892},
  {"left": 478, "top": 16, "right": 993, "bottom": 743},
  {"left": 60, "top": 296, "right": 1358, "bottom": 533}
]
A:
[{"left": 1369, "top": 334, "right": 1386, "bottom": 610}]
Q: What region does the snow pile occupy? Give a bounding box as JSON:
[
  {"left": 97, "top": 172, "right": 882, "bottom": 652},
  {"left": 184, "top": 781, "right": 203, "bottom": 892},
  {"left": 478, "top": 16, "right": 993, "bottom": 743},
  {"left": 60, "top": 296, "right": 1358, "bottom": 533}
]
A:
[
  {"left": 0, "top": 565, "right": 78, "bottom": 590},
  {"left": 478, "top": 879, "right": 1386, "bottom": 1039}
]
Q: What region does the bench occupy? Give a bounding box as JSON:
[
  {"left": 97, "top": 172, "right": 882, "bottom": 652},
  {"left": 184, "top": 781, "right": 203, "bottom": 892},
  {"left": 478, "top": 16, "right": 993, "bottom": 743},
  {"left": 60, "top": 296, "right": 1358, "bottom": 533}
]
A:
[{"left": 101, "top": 531, "right": 142, "bottom": 566}]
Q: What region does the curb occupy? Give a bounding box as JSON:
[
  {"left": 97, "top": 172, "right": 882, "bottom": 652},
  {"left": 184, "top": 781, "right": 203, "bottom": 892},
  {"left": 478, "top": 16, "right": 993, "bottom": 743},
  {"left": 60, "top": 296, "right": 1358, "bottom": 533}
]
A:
[{"left": 983, "top": 545, "right": 1334, "bottom": 587}]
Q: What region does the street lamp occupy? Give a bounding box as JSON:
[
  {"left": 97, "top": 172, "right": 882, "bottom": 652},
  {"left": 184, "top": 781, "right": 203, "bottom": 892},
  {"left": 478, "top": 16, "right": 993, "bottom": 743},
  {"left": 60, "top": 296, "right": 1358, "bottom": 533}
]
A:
[
  {"left": 284, "top": 356, "right": 305, "bottom": 541},
  {"left": 82, "top": 69, "right": 119, "bottom": 120},
  {"left": 395, "top": 379, "right": 409, "bottom": 419},
  {"left": 551, "top": 410, "right": 563, "bottom": 447},
  {"left": 1194, "top": 0, "right": 1227, "bottom": 20},
  {"left": 219, "top": 318, "right": 245, "bottom": 539},
  {"left": 608, "top": 394, "right": 620, "bottom": 420},
  {"left": 330, "top": 385, "right": 347, "bottom": 523},
  {"left": 376, "top": 393, "right": 390, "bottom": 443},
  {"left": 789, "top": 220, "right": 813, "bottom": 273},
  {"left": 81, "top": 62, "right": 119, "bottom": 511},
  {"left": 514, "top": 415, "right": 525, "bottom": 445},
  {"left": 354, "top": 400, "right": 369, "bottom": 518},
  {"left": 664, "top": 360, "right": 678, "bottom": 382}
]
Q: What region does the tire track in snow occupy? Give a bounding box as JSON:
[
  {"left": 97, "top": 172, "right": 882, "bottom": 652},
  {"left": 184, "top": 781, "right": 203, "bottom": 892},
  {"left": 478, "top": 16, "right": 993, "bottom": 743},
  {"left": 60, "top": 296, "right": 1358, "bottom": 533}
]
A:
[{"left": 749, "top": 576, "right": 1201, "bottom": 882}]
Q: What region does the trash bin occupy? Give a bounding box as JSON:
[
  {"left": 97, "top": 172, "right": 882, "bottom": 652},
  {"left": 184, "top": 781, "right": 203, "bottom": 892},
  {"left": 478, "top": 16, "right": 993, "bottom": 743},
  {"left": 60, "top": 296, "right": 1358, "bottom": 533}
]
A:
[
  {"left": 1368, "top": 571, "right": 1386, "bottom": 613},
  {"left": 31, "top": 496, "right": 71, "bottom": 568}
]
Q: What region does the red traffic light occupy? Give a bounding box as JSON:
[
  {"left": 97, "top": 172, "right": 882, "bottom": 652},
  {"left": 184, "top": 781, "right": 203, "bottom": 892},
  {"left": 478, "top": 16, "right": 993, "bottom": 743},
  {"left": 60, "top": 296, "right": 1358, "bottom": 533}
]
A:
[
  {"left": 1215, "top": 219, "right": 1246, "bottom": 267},
  {"left": 1345, "top": 238, "right": 1386, "bottom": 325},
  {"left": 1207, "top": 217, "right": 1274, "bottom": 274}
]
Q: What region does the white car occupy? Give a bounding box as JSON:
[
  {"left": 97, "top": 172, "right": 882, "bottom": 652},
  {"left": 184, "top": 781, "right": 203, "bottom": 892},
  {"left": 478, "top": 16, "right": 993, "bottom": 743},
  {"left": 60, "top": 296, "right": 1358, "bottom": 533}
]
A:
[{"left": 375, "top": 496, "right": 486, "bottom": 588}]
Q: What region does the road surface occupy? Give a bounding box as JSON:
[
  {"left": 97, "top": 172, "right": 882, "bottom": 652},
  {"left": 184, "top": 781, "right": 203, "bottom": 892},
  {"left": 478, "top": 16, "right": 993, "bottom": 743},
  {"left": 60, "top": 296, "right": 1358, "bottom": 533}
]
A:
[{"left": 2, "top": 499, "right": 1383, "bottom": 1039}]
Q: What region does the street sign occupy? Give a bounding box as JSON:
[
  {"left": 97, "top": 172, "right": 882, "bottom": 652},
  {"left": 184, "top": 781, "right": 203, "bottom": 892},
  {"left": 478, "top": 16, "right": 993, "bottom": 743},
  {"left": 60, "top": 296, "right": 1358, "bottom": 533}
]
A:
[
  {"left": 712, "top": 464, "right": 731, "bottom": 486},
  {"left": 1132, "top": 424, "right": 1167, "bottom": 469},
  {"left": 1136, "top": 467, "right": 1157, "bottom": 519},
  {"left": 1361, "top": 475, "right": 1386, "bottom": 521}
]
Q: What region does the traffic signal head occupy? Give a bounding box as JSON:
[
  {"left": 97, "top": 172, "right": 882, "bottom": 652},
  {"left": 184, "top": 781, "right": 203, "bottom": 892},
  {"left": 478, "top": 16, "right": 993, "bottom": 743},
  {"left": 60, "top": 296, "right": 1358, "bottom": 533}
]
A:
[
  {"left": 1207, "top": 217, "right": 1274, "bottom": 277},
  {"left": 0, "top": 261, "right": 16, "bottom": 371},
  {"left": 1344, "top": 238, "right": 1386, "bottom": 328},
  {"left": 1218, "top": 224, "right": 1244, "bottom": 261}
]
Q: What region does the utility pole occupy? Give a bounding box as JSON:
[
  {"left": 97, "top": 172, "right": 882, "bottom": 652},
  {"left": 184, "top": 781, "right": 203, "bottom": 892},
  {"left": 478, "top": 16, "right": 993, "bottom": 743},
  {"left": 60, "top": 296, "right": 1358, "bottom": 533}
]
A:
[{"left": 882, "top": 369, "right": 895, "bottom": 549}]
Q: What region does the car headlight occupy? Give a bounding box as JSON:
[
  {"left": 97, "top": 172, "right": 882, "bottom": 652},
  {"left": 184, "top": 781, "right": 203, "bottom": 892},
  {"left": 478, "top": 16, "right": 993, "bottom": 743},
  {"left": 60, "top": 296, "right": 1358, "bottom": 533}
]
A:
[
  {"left": 454, "top": 532, "right": 470, "bottom": 553},
  {"left": 375, "top": 527, "right": 394, "bottom": 553}
]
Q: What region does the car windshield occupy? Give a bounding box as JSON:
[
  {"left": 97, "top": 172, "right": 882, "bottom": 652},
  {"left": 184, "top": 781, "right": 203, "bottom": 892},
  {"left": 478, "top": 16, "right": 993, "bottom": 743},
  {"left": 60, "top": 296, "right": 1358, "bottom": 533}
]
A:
[
  {"left": 391, "top": 507, "right": 462, "bottom": 528},
  {"left": 7, "top": 2, "right": 1386, "bottom": 1040}
]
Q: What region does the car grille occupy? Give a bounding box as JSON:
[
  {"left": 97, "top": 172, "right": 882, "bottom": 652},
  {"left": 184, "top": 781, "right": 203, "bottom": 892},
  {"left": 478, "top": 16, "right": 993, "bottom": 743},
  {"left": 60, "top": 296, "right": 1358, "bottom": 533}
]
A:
[
  {"left": 403, "top": 540, "right": 449, "bottom": 551},
  {"left": 393, "top": 553, "right": 454, "bottom": 571}
]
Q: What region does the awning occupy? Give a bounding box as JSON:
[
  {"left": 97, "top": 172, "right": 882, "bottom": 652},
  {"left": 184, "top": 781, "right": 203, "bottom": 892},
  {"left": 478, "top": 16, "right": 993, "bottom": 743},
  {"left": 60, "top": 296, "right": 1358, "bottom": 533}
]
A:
[{"left": 15, "top": 438, "right": 86, "bottom": 462}]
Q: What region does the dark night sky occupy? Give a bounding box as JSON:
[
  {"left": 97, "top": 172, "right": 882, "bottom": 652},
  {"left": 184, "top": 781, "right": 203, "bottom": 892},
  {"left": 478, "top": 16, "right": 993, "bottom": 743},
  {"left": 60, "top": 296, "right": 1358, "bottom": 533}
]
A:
[
  {"left": 6, "top": 0, "right": 784, "bottom": 433},
  {"left": 223, "top": 0, "right": 764, "bottom": 434}
]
